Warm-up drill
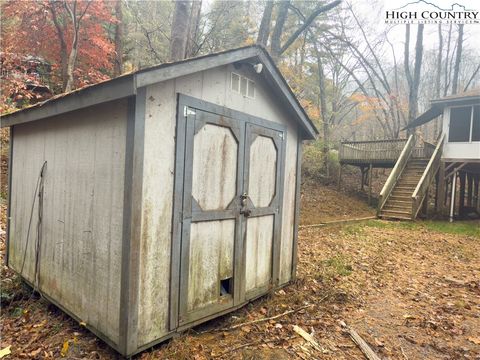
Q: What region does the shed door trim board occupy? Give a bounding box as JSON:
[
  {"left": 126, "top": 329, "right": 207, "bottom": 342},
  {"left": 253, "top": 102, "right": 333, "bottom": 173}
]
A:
[{"left": 170, "top": 94, "right": 286, "bottom": 328}]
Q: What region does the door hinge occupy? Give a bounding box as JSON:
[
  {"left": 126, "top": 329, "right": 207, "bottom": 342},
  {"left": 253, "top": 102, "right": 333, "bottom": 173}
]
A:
[{"left": 184, "top": 106, "right": 196, "bottom": 117}]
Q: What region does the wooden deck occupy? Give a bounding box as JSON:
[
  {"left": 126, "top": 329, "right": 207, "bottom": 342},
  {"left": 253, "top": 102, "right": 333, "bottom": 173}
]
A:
[{"left": 339, "top": 139, "right": 435, "bottom": 167}]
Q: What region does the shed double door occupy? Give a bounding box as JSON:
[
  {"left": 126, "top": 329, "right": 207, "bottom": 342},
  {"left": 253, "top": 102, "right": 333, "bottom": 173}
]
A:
[{"left": 175, "top": 99, "right": 285, "bottom": 326}]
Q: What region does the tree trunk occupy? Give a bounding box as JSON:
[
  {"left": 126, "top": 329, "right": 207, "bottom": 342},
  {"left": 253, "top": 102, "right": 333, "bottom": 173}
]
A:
[
  {"left": 186, "top": 0, "right": 202, "bottom": 58},
  {"left": 451, "top": 24, "right": 464, "bottom": 95},
  {"left": 270, "top": 0, "right": 341, "bottom": 61},
  {"left": 434, "top": 24, "right": 443, "bottom": 138},
  {"left": 257, "top": 1, "right": 274, "bottom": 46},
  {"left": 270, "top": 0, "right": 289, "bottom": 61},
  {"left": 114, "top": 0, "right": 123, "bottom": 77},
  {"left": 170, "top": 1, "right": 191, "bottom": 61},
  {"left": 65, "top": 41, "right": 78, "bottom": 92},
  {"left": 443, "top": 24, "right": 453, "bottom": 96},
  {"left": 405, "top": 24, "right": 424, "bottom": 131},
  {"left": 48, "top": 3, "right": 69, "bottom": 91},
  {"left": 65, "top": 1, "right": 79, "bottom": 92},
  {"left": 316, "top": 47, "right": 329, "bottom": 177},
  {"left": 63, "top": 0, "right": 91, "bottom": 92}
]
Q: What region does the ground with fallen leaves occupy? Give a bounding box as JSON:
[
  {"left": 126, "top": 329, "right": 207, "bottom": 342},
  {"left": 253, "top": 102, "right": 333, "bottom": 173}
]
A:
[
  {"left": 1, "top": 181, "right": 479, "bottom": 359},
  {"left": 300, "top": 180, "right": 376, "bottom": 225}
]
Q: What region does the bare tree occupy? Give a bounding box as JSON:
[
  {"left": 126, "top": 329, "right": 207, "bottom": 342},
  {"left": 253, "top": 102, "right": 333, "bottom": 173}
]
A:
[
  {"left": 443, "top": 24, "right": 453, "bottom": 96},
  {"left": 270, "top": 0, "right": 342, "bottom": 61},
  {"left": 451, "top": 24, "right": 464, "bottom": 95},
  {"left": 257, "top": 1, "right": 274, "bottom": 46},
  {"left": 186, "top": 0, "right": 202, "bottom": 57},
  {"left": 170, "top": 1, "right": 191, "bottom": 61},
  {"left": 314, "top": 45, "right": 330, "bottom": 176},
  {"left": 464, "top": 63, "right": 480, "bottom": 91},
  {"left": 405, "top": 24, "right": 424, "bottom": 128},
  {"left": 434, "top": 24, "right": 443, "bottom": 137}
]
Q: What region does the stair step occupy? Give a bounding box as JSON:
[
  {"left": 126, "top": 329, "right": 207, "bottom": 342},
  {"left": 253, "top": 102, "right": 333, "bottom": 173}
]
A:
[
  {"left": 380, "top": 209, "right": 412, "bottom": 216},
  {"left": 391, "top": 194, "right": 413, "bottom": 199},
  {"left": 388, "top": 199, "right": 411, "bottom": 205},
  {"left": 402, "top": 172, "right": 424, "bottom": 176},
  {"left": 385, "top": 206, "right": 410, "bottom": 211},
  {"left": 387, "top": 195, "right": 412, "bottom": 204},
  {"left": 379, "top": 214, "right": 413, "bottom": 221},
  {"left": 395, "top": 186, "right": 416, "bottom": 191}
]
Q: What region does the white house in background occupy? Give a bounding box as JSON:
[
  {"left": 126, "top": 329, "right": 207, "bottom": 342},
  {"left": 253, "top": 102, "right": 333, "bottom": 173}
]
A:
[
  {"left": 405, "top": 88, "right": 480, "bottom": 220},
  {"left": 338, "top": 89, "right": 479, "bottom": 221},
  {"left": 440, "top": 96, "right": 480, "bottom": 161}
]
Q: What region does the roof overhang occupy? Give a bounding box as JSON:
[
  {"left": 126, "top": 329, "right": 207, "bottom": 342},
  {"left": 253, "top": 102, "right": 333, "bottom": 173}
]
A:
[
  {"left": 403, "top": 92, "right": 480, "bottom": 130},
  {"left": 1, "top": 46, "right": 318, "bottom": 139},
  {"left": 403, "top": 105, "right": 443, "bottom": 130}
]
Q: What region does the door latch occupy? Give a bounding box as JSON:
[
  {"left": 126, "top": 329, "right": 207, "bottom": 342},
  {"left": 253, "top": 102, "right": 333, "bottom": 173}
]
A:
[{"left": 240, "top": 193, "right": 251, "bottom": 217}]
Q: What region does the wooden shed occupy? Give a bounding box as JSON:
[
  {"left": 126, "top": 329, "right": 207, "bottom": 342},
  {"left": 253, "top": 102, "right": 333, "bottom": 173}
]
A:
[{"left": 2, "top": 45, "right": 317, "bottom": 357}]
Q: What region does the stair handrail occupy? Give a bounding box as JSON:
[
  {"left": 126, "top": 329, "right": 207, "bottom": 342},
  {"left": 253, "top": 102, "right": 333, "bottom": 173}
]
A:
[
  {"left": 411, "top": 133, "right": 445, "bottom": 219},
  {"left": 377, "top": 135, "right": 415, "bottom": 215}
]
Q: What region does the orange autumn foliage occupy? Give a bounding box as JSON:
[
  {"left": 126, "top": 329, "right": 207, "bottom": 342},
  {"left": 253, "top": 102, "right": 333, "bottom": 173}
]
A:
[{"left": 1, "top": 0, "right": 116, "bottom": 113}]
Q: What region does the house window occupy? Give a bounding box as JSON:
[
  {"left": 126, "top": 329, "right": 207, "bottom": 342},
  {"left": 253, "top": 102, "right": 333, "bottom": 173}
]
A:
[
  {"left": 448, "top": 106, "right": 473, "bottom": 142},
  {"left": 231, "top": 72, "right": 255, "bottom": 99},
  {"left": 472, "top": 106, "right": 480, "bottom": 141}
]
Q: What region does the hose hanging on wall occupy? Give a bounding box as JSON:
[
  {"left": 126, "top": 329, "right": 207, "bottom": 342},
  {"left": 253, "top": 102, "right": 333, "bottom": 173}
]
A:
[{"left": 19, "top": 160, "right": 47, "bottom": 292}]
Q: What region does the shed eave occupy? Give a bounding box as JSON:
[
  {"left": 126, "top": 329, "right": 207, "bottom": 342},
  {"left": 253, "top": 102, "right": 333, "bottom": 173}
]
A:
[{"left": 1, "top": 74, "right": 136, "bottom": 128}]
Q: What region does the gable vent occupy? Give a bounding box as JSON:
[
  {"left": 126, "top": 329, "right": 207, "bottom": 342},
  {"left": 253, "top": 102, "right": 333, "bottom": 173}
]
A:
[{"left": 231, "top": 72, "right": 255, "bottom": 99}]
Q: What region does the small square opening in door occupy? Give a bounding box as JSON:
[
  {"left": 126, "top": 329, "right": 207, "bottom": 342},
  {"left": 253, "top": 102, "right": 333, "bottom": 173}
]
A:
[{"left": 220, "top": 278, "right": 232, "bottom": 296}]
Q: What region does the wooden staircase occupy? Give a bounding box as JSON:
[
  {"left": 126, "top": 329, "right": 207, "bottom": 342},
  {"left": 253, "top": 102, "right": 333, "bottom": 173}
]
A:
[
  {"left": 377, "top": 134, "right": 445, "bottom": 221},
  {"left": 379, "top": 159, "right": 429, "bottom": 220}
]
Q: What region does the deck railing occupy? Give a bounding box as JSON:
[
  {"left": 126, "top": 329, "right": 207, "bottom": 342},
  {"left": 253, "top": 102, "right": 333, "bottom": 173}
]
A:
[
  {"left": 411, "top": 134, "right": 445, "bottom": 219},
  {"left": 377, "top": 135, "right": 415, "bottom": 214},
  {"left": 340, "top": 138, "right": 435, "bottom": 163},
  {"left": 339, "top": 139, "right": 408, "bottom": 163}
]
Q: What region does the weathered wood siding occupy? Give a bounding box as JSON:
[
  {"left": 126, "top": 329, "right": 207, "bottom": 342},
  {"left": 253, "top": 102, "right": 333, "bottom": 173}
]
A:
[
  {"left": 9, "top": 100, "right": 128, "bottom": 345},
  {"left": 138, "top": 64, "right": 299, "bottom": 347},
  {"left": 136, "top": 81, "right": 177, "bottom": 346}
]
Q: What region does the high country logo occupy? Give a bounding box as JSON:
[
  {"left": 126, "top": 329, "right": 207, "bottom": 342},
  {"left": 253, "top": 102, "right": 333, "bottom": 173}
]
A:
[{"left": 385, "top": 0, "right": 479, "bottom": 24}]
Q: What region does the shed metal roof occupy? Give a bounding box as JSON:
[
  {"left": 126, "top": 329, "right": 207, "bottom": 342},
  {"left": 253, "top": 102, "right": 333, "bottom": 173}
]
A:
[{"left": 1, "top": 45, "right": 318, "bottom": 139}]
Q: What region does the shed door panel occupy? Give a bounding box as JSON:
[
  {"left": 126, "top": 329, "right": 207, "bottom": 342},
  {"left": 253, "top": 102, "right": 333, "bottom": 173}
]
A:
[
  {"left": 176, "top": 99, "right": 286, "bottom": 326},
  {"left": 187, "top": 220, "right": 235, "bottom": 312},
  {"left": 178, "top": 110, "right": 243, "bottom": 325},
  {"left": 245, "top": 215, "right": 274, "bottom": 292},
  {"left": 243, "top": 124, "right": 283, "bottom": 299}
]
